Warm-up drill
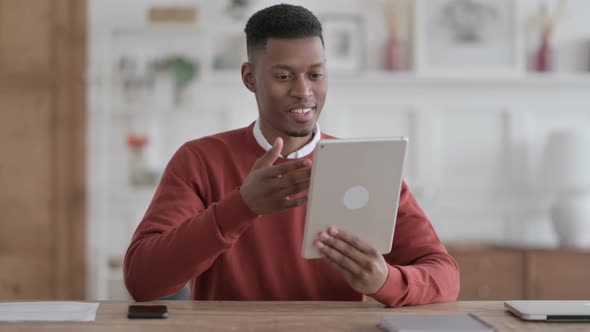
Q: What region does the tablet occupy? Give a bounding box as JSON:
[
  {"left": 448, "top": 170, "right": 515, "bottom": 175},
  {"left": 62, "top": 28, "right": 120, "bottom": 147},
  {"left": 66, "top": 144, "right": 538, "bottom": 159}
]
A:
[{"left": 301, "top": 137, "right": 407, "bottom": 259}]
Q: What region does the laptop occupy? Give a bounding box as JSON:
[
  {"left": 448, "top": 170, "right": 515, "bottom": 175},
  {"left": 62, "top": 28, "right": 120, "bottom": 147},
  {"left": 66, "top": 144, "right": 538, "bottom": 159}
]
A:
[
  {"left": 505, "top": 300, "right": 590, "bottom": 321},
  {"left": 301, "top": 137, "right": 407, "bottom": 259}
]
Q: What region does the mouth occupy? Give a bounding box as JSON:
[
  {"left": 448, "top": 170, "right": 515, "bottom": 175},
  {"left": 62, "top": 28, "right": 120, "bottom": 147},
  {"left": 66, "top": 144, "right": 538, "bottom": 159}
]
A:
[{"left": 288, "top": 104, "right": 317, "bottom": 123}]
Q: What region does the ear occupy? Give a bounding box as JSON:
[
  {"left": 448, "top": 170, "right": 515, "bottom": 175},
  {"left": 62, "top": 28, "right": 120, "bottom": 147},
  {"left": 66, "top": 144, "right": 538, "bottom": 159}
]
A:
[{"left": 241, "top": 62, "right": 256, "bottom": 93}]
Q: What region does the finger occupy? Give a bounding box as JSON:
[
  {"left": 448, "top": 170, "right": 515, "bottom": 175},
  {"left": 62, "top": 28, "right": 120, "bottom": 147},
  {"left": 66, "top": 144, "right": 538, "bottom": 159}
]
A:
[
  {"left": 316, "top": 238, "right": 363, "bottom": 276},
  {"left": 315, "top": 241, "right": 354, "bottom": 279},
  {"left": 318, "top": 231, "right": 368, "bottom": 267},
  {"left": 328, "top": 227, "right": 379, "bottom": 257},
  {"left": 281, "top": 167, "right": 312, "bottom": 183},
  {"left": 281, "top": 181, "right": 310, "bottom": 198},
  {"left": 277, "top": 169, "right": 312, "bottom": 196},
  {"left": 268, "top": 159, "right": 311, "bottom": 177},
  {"left": 282, "top": 195, "right": 308, "bottom": 209},
  {"left": 321, "top": 251, "right": 355, "bottom": 280},
  {"left": 253, "top": 137, "right": 283, "bottom": 169}
]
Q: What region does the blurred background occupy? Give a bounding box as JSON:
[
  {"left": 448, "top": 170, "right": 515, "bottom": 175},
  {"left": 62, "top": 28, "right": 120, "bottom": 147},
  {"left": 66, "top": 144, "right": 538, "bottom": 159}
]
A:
[{"left": 1, "top": 0, "right": 590, "bottom": 302}]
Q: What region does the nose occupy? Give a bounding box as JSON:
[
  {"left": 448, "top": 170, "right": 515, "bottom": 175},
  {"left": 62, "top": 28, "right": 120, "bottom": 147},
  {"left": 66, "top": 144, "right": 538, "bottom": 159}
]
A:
[{"left": 290, "top": 76, "right": 313, "bottom": 99}]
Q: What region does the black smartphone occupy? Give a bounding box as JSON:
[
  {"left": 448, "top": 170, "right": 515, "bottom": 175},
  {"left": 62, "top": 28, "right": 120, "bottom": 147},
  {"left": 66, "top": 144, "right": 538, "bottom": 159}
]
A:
[{"left": 127, "top": 304, "right": 168, "bottom": 319}]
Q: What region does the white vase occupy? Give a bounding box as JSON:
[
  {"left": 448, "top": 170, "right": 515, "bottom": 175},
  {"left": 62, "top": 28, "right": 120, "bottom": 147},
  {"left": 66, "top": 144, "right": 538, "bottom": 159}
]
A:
[{"left": 550, "top": 191, "right": 590, "bottom": 249}]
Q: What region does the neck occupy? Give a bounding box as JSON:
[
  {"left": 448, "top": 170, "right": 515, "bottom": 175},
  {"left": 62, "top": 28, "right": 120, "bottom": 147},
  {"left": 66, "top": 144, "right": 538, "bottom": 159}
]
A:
[
  {"left": 259, "top": 122, "right": 314, "bottom": 157},
  {"left": 280, "top": 135, "right": 314, "bottom": 156}
]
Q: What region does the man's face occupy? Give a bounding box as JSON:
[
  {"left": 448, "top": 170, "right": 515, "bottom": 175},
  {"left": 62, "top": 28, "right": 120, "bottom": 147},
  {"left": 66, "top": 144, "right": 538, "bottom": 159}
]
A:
[{"left": 244, "top": 37, "right": 327, "bottom": 138}]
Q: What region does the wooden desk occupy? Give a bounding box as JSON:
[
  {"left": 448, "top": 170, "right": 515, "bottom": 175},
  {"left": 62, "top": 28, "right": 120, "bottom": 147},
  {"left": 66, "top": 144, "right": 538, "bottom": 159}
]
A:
[{"left": 1, "top": 301, "right": 588, "bottom": 331}]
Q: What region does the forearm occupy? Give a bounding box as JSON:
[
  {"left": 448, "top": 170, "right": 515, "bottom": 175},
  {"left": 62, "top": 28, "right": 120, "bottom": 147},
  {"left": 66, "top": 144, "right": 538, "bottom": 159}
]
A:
[
  {"left": 368, "top": 181, "right": 460, "bottom": 306},
  {"left": 370, "top": 253, "right": 460, "bottom": 307},
  {"left": 124, "top": 189, "right": 258, "bottom": 301}
]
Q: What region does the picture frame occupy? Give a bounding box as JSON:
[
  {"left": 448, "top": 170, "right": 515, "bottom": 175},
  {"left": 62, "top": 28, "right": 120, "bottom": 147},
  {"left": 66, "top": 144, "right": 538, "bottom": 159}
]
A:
[
  {"left": 414, "top": 0, "right": 524, "bottom": 77},
  {"left": 321, "top": 15, "right": 366, "bottom": 72}
]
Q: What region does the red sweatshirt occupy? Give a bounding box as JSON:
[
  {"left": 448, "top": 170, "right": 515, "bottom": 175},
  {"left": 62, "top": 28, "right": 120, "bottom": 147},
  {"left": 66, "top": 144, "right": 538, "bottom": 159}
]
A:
[{"left": 124, "top": 123, "right": 460, "bottom": 306}]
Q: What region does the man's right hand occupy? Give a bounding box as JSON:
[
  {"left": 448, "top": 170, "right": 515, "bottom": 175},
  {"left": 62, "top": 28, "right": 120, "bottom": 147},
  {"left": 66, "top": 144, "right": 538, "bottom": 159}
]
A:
[{"left": 240, "top": 137, "right": 312, "bottom": 215}]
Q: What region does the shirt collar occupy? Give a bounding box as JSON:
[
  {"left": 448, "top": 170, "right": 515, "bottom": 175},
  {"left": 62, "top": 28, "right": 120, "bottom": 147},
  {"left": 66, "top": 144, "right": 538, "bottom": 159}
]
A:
[{"left": 253, "top": 119, "right": 320, "bottom": 159}]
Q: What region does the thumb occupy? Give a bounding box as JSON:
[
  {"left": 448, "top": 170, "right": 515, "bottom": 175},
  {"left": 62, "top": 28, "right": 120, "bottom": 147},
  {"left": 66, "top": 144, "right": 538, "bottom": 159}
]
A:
[{"left": 253, "top": 137, "right": 283, "bottom": 169}]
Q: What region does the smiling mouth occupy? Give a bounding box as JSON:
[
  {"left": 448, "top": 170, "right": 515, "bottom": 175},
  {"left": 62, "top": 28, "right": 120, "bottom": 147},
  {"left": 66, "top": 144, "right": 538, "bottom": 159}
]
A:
[
  {"left": 289, "top": 103, "right": 317, "bottom": 113},
  {"left": 287, "top": 105, "right": 316, "bottom": 123},
  {"left": 290, "top": 107, "right": 314, "bottom": 114}
]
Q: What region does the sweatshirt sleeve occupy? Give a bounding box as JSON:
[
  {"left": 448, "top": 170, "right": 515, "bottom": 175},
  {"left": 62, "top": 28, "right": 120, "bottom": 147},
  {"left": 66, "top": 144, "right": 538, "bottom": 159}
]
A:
[
  {"left": 368, "top": 181, "right": 460, "bottom": 307},
  {"left": 124, "top": 144, "right": 259, "bottom": 301}
]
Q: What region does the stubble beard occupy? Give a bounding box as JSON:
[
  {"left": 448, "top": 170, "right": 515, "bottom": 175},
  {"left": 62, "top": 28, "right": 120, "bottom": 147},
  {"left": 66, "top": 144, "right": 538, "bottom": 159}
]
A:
[{"left": 286, "top": 128, "right": 314, "bottom": 137}]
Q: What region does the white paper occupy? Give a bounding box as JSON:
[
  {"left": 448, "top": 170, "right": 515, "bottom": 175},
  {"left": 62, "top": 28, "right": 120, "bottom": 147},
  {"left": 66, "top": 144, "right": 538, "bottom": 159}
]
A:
[{"left": 0, "top": 302, "right": 99, "bottom": 322}]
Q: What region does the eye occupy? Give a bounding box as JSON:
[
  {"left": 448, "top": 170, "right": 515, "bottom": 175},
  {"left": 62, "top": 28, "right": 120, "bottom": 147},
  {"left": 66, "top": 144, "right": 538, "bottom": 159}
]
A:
[
  {"left": 275, "top": 74, "right": 292, "bottom": 80},
  {"left": 310, "top": 73, "right": 324, "bottom": 80}
]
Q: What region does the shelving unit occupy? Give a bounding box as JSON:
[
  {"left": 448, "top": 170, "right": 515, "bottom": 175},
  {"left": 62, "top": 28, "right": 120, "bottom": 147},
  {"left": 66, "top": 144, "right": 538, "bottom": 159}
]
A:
[
  {"left": 88, "top": 23, "right": 590, "bottom": 300},
  {"left": 208, "top": 70, "right": 590, "bottom": 87}
]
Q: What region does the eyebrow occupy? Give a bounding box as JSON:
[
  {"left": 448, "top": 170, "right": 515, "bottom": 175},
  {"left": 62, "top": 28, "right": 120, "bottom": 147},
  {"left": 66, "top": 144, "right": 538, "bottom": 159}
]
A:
[{"left": 271, "top": 61, "right": 326, "bottom": 71}]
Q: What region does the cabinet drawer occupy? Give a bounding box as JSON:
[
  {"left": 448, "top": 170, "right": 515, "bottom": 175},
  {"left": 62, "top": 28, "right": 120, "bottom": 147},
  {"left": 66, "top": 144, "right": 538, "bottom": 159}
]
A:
[
  {"left": 526, "top": 250, "right": 590, "bottom": 300},
  {"left": 449, "top": 248, "right": 524, "bottom": 300}
]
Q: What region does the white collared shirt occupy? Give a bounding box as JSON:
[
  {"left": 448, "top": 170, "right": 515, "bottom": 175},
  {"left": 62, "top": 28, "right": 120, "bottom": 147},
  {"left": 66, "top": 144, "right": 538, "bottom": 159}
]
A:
[{"left": 253, "top": 119, "right": 320, "bottom": 159}]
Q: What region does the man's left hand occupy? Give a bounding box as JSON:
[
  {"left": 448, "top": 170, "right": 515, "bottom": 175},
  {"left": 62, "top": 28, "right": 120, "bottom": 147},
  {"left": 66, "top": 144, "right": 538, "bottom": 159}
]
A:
[{"left": 314, "top": 227, "right": 389, "bottom": 295}]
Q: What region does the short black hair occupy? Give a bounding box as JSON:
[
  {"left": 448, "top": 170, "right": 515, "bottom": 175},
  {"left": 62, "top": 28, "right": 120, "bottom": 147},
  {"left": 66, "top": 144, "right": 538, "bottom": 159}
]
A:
[{"left": 244, "top": 4, "right": 323, "bottom": 61}]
